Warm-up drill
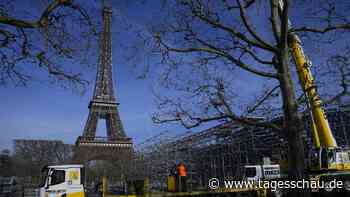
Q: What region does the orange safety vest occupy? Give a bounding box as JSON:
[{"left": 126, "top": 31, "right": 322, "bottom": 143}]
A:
[{"left": 177, "top": 163, "right": 187, "bottom": 177}]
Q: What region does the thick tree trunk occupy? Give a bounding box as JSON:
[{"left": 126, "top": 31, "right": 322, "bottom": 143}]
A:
[
  {"left": 278, "top": 47, "right": 308, "bottom": 197},
  {"left": 276, "top": 1, "right": 309, "bottom": 196}
]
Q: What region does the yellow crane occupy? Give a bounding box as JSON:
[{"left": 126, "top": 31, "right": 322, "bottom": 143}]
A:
[
  {"left": 278, "top": 0, "right": 350, "bottom": 193},
  {"left": 288, "top": 32, "right": 350, "bottom": 171}
]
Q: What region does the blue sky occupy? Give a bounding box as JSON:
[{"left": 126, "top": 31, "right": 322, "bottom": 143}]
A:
[
  {"left": 1, "top": 0, "right": 348, "bottom": 151},
  {"left": 0, "top": 0, "right": 187, "bottom": 150}
]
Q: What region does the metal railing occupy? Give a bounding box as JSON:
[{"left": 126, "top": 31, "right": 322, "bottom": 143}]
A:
[{"left": 77, "top": 136, "right": 132, "bottom": 144}]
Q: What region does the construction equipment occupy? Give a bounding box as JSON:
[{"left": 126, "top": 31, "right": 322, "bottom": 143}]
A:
[
  {"left": 244, "top": 164, "right": 281, "bottom": 182},
  {"left": 37, "top": 165, "right": 269, "bottom": 197},
  {"left": 278, "top": 0, "right": 350, "bottom": 194},
  {"left": 289, "top": 31, "right": 350, "bottom": 172},
  {"left": 286, "top": 11, "right": 350, "bottom": 172},
  {"left": 38, "top": 165, "right": 85, "bottom": 197}
]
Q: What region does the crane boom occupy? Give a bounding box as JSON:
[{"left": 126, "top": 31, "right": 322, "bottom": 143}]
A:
[
  {"left": 277, "top": 0, "right": 337, "bottom": 149},
  {"left": 288, "top": 33, "right": 337, "bottom": 149},
  {"left": 276, "top": 0, "right": 350, "bottom": 173}
]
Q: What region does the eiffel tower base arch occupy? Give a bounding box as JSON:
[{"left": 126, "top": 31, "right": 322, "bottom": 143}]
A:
[
  {"left": 72, "top": 137, "right": 133, "bottom": 164},
  {"left": 72, "top": 138, "right": 136, "bottom": 188}
]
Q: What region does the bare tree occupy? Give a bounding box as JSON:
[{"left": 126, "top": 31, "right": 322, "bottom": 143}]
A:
[
  {"left": 0, "top": 149, "right": 13, "bottom": 177},
  {"left": 12, "top": 139, "right": 73, "bottom": 177},
  {"left": 0, "top": 0, "right": 97, "bottom": 90},
  {"left": 131, "top": 1, "right": 350, "bottom": 196}
]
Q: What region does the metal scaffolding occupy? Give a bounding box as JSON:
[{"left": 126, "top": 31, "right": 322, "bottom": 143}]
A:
[{"left": 136, "top": 106, "right": 350, "bottom": 190}]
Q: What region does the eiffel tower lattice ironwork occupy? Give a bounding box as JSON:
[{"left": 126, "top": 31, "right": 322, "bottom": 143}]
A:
[{"left": 74, "top": 6, "right": 133, "bottom": 162}]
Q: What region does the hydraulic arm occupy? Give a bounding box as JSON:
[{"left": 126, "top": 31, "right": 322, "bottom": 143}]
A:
[
  {"left": 276, "top": 0, "right": 350, "bottom": 172},
  {"left": 288, "top": 33, "right": 337, "bottom": 149},
  {"left": 277, "top": 0, "right": 337, "bottom": 150}
]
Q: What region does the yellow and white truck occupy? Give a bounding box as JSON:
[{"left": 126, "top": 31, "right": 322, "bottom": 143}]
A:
[{"left": 39, "top": 165, "right": 85, "bottom": 197}]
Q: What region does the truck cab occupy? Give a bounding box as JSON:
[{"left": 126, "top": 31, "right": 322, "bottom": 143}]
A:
[
  {"left": 244, "top": 164, "right": 281, "bottom": 181},
  {"left": 39, "top": 164, "right": 85, "bottom": 197}
]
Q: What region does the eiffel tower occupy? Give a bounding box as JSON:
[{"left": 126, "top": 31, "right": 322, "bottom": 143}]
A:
[{"left": 74, "top": 5, "right": 133, "bottom": 162}]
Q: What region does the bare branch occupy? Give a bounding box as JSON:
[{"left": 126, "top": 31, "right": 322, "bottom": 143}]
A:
[
  {"left": 0, "top": 29, "right": 14, "bottom": 47},
  {"left": 0, "top": 0, "right": 96, "bottom": 88},
  {"left": 36, "top": 52, "right": 89, "bottom": 87},
  {"left": 323, "top": 56, "right": 350, "bottom": 105},
  {"left": 153, "top": 79, "right": 281, "bottom": 131},
  {"left": 188, "top": 2, "right": 277, "bottom": 52},
  {"left": 270, "top": 0, "right": 280, "bottom": 44},
  {"left": 246, "top": 85, "right": 280, "bottom": 114},
  {"left": 156, "top": 34, "right": 278, "bottom": 78},
  {"left": 237, "top": 46, "right": 274, "bottom": 65},
  {"left": 236, "top": 0, "right": 276, "bottom": 51},
  {"left": 292, "top": 24, "right": 350, "bottom": 34},
  {"left": 0, "top": 0, "right": 72, "bottom": 28},
  {"left": 279, "top": 0, "right": 289, "bottom": 50}
]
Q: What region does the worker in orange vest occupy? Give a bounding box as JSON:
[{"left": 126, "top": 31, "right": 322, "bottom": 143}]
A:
[{"left": 176, "top": 162, "right": 187, "bottom": 192}]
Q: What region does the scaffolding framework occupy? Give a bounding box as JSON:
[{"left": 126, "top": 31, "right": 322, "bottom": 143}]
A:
[{"left": 137, "top": 107, "right": 350, "bottom": 190}]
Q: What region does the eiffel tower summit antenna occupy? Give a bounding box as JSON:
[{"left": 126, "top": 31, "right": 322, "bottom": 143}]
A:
[{"left": 74, "top": 2, "right": 133, "bottom": 163}]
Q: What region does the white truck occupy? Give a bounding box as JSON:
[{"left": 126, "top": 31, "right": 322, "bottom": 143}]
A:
[
  {"left": 244, "top": 164, "right": 281, "bottom": 182},
  {"left": 243, "top": 164, "right": 282, "bottom": 197},
  {"left": 39, "top": 165, "right": 85, "bottom": 197}
]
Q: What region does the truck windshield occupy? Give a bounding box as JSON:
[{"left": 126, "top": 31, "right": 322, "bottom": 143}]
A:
[
  {"left": 50, "top": 170, "right": 65, "bottom": 185},
  {"left": 39, "top": 167, "right": 49, "bottom": 187}
]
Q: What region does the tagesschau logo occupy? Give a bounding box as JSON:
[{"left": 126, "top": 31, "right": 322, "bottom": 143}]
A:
[{"left": 208, "top": 178, "right": 344, "bottom": 192}]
